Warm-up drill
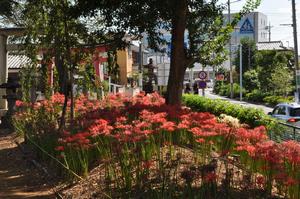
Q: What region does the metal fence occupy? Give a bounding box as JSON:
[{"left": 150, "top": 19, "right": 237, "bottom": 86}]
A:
[{"left": 269, "top": 122, "right": 300, "bottom": 142}]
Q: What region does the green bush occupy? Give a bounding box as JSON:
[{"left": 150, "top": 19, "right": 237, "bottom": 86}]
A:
[
  {"left": 263, "top": 96, "right": 294, "bottom": 106},
  {"left": 243, "top": 69, "right": 260, "bottom": 91},
  {"left": 245, "top": 89, "right": 268, "bottom": 102},
  {"left": 213, "top": 81, "right": 224, "bottom": 94},
  {"left": 219, "top": 84, "right": 229, "bottom": 96},
  {"left": 215, "top": 83, "right": 246, "bottom": 99},
  {"left": 182, "top": 94, "right": 278, "bottom": 130}
]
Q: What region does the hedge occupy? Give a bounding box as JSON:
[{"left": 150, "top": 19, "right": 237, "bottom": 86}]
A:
[{"left": 182, "top": 94, "right": 280, "bottom": 132}]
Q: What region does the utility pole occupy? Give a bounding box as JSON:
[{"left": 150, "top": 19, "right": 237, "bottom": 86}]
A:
[
  {"left": 228, "top": 0, "right": 233, "bottom": 99},
  {"left": 240, "top": 44, "right": 243, "bottom": 101},
  {"left": 266, "top": 22, "right": 273, "bottom": 42},
  {"left": 292, "top": 0, "right": 300, "bottom": 102}
]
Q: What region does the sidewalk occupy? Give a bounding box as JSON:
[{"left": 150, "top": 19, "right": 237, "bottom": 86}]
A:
[{"left": 202, "top": 89, "right": 273, "bottom": 114}]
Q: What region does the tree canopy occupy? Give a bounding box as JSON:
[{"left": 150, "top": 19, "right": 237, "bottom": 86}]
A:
[
  {"left": 0, "top": 0, "right": 25, "bottom": 26},
  {"left": 2, "top": 0, "right": 261, "bottom": 105},
  {"left": 75, "top": 0, "right": 261, "bottom": 104}
]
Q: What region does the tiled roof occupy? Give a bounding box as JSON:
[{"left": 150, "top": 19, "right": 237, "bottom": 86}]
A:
[
  {"left": 256, "top": 41, "right": 290, "bottom": 51},
  {"left": 8, "top": 55, "right": 31, "bottom": 69}
]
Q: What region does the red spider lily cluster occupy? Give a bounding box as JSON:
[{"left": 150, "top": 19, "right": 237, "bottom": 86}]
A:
[{"left": 13, "top": 92, "right": 300, "bottom": 198}]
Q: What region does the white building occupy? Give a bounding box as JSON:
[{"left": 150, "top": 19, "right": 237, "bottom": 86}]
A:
[{"left": 223, "top": 12, "right": 269, "bottom": 69}]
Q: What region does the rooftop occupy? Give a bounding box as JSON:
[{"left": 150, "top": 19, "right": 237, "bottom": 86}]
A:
[
  {"left": 8, "top": 54, "right": 30, "bottom": 69},
  {"left": 256, "top": 41, "right": 292, "bottom": 51}
]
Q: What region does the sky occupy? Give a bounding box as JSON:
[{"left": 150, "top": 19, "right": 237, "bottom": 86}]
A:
[{"left": 220, "top": 0, "right": 299, "bottom": 48}]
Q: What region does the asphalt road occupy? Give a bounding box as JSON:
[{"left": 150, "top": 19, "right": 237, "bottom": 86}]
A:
[{"left": 202, "top": 88, "right": 273, "bottom": 114}]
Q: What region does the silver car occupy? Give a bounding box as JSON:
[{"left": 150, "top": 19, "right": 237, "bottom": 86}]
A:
[{"left": 268, "top": 103, "right": 300, "bottom": 125}]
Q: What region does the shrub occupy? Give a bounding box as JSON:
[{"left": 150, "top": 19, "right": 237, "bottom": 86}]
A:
[
  {"left": 263, "top": 96, "right": 294, "bottom": 106},
  {"left": 213, "top": 81, "right": 224, "bottom": 94},
  {"left": 245, "top": 89, "right": 268, "bottom": 102},
  {"left": 182, "top": 94, "right": 276, "bottom": 129},
  {"left": 243, "top": 69, "right": 260, "bottom": 91},
  {"left": 214, "top": 83, "right": 246, "bottom": 99}
]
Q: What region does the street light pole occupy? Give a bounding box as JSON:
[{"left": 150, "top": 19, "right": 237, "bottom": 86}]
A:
[
  {"left": 228, "top": 0, "right": 233, "bottom": 99},
  {"left": 292, "top": 0, "right": 300, "bottom": 102},
  {"left": 240, "top": 44, "right": 243, "bottom": 101}
]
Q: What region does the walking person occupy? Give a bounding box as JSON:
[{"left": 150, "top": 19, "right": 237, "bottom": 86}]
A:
[
  {"left": 184, "top": 83, "right": 191, "bottom": 94},
  {"left": 193, "top": 82, "right": 199, "bottom": 95}
]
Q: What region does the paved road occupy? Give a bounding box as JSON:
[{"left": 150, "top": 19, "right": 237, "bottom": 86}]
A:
[{"left": 202, "top": 89, "right": 273, "bottom": 114}]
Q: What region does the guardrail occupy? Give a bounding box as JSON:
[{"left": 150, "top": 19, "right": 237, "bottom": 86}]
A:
[{"left": 269, "top": 121, "right": 300, "bottom": 142}]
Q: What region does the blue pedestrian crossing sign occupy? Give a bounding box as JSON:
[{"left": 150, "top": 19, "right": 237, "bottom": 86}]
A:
[{"left": 240, "top": 18, "right": 254, "bottom": 34}]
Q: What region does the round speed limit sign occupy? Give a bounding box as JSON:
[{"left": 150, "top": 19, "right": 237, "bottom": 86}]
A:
[{"left": 198, "top": 71, "right": 207, "bottom": 80}]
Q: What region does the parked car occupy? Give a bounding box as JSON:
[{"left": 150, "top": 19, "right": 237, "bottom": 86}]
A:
[{"left": 268, "top": 103, "right": 300, "bottom": 126}]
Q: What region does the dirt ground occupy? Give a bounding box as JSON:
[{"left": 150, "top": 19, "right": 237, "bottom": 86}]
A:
[{"left": 0, "top": 129, "right": 55, "bottom": 199}]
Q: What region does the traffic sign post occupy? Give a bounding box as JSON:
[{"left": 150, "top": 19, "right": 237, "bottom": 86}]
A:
[
  {"left": 198, "top": 81, "right": 207, "bottom": 97},
  {"left": 198, "top": 71, "right": 207, "bottom": 80}
]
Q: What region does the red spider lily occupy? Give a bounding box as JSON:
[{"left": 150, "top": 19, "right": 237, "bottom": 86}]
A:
[
  {"left": 133, "top": 120, "right": 152, "bottom": 129},
  {"left": 256, "top": 175, "right": 265, "bottom": 187},
  {"left": 51, "top": 93, "right": 65, "bottom": 104},
  {"left": 281, "top": 140, "right": 300, "bottom": 165},
  {"left": 55, "top": 146, "right": 65, "bottom": 151},
  {"left": 140, "top": 110, "right": 167, "bottom": 124},
  {"left": 160, "top": 121, "right": 176, "bottom": 132},
  {"left": 274, "top": 172, "right": 288, "bottom": 182},
  {"left": 255, "top": 141, "right": 283, "bottom": 164},
  {"left": 195, "top": 138, "right": 205, "bottom": 143},
  {"left": 236, "top": 126, "right": 268, "bottom": 144},
  {"left": 89, "top": 119, "right": 113, "bottom": 136},
  {"left": 285, "top": 177, "right": 298, "bottom": 186},
  {"left": 61, "top": 131, "right": 92, "bottom": 150},
  {"left": 178, "top": 119, "right": 191, "bottom": 129},
  {"left": 214, "top": 123, "right": 231, "bottom": 135},
  {"left": 236, "top": 141, "right": 256, "bottom": 156},
  {"left": 15, "top": 100, "right": 24, "bottom": 107},
  {"left": 142, "top": 160, "right": 153, "bottom": 169},
  {"left": 190, "top": 127, "right": 217, "bottom": 137},
  {"left": 116, "top": 116, "right": 127, "bottom": 123},
  {"left": 203, "top": 172, "right": 217, "bottom": 183}
]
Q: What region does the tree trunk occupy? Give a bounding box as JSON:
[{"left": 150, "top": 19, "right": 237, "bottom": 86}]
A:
[
  {"left": 166, "top": 0, "right": 188, "bottom": 105},
  {"left": 59, "top": 64, "right": 69, "bottom": 130},
  {"left": 55, "top": 51, "right": 65, "bottom": 93}
]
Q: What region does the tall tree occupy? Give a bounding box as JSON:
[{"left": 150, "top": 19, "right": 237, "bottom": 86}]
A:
[
  {"left": 76, "top": 0, "right": 261, "bottom": 105},
  {"left": 22, "top": 0, "right": 98, "bottom": 127},
  {"left": 255, "top": 50, "right": 294, "bottom": 93}
]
